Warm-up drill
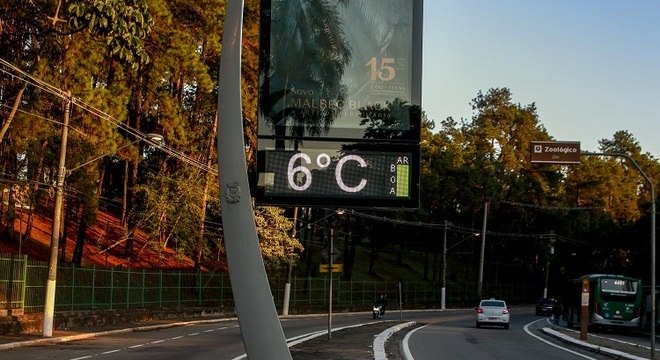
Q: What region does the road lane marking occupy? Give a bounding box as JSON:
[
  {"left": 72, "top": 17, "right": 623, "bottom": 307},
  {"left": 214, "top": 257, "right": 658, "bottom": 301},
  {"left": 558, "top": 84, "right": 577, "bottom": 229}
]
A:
[
  {"left": 523, "top": 318, "right": 597, "bottom": 360},
  {"left": 401, "top": 324, "right": 428, "bottom": 360},
  {"left": 101, "top": 349, "right": 121, "bottom": 354}
]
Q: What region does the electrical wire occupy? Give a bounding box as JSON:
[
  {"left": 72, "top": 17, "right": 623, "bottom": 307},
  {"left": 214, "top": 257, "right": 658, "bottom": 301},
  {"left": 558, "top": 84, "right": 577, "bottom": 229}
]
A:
[{"left": 0, "top": 58, "right": 218, "bottom": 175}]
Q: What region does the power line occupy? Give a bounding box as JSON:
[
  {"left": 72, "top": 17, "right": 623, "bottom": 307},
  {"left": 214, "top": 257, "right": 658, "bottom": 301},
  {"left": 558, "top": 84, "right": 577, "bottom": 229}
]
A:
[{"left": 0, "top": 58, "right": 218, "bottom": 175}]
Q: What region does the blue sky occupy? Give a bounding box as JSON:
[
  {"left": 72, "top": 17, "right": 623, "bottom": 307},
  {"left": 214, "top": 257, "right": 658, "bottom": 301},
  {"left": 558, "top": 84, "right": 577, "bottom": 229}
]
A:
[{"left": 421, "top": 0, "right": 660, "bottom": 157}]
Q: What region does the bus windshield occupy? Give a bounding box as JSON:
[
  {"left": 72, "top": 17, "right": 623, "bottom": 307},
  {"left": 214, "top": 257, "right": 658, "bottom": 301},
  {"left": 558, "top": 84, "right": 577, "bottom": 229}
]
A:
[{"left": 600, "top": 278, "right": 638, "bottom": 295}]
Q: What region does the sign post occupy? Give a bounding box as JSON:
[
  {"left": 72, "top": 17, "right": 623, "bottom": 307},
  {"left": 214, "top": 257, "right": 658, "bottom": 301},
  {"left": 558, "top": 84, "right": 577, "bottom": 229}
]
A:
[{"left": 580, "top": 277, "right": 589, "bottom": 341}]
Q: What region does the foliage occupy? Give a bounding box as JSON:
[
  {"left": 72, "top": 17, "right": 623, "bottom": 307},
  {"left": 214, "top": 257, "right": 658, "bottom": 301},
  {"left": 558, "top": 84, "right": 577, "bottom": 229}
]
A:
[
  {"left": 67, "top": 0, "right": 154, "bottom": 68},
  {"left": 255, "top": 206, "right": 304, "bottom": 272},
  {"left": 1, "top": 1, "right": 658, "bottom": 290}
]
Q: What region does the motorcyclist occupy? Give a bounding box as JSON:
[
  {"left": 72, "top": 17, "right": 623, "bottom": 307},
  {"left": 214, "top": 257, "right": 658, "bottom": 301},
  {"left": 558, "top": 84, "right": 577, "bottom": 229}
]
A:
[{"left": 374, "top": 294, "right": 388, "bottom": 317}]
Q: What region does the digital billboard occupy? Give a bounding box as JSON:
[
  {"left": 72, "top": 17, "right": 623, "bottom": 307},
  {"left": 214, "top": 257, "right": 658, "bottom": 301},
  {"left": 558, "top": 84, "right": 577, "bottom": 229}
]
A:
[{"left": 257, "top": 0, "right": 422, "bottom": 208}]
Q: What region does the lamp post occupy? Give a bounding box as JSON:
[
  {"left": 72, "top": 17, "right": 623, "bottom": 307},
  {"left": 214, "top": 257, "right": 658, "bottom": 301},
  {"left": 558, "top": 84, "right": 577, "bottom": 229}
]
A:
[
  {"left": 441, "top": 223, "right": 479, "bottom": 309},
  {"left": 582, "top": 152, "right": 655, "bottom": 358},
  {"left": 477, "top": 201, "right": 489, "bottom": 299},
  {"left": 543, "top": 236, "right": 556, "bottom": 299},
  {"left": 441, "top": 221, "right": 448, "bottom": 309},
  {"left": 42, "top": 119, "right": 163, "bottom": 337}
]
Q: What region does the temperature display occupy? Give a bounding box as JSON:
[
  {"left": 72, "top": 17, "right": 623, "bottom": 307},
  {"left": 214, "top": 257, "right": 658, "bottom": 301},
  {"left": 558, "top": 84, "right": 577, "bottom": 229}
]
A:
[{"left": 256, "top": 147, "right": 418, "bottom": 207}]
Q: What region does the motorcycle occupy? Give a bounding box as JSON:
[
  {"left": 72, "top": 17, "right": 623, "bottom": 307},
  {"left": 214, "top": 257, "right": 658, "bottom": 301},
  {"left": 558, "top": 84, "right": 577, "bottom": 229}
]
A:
[{"left": 372, "top": 303, "right": 384, "bottom": 319}]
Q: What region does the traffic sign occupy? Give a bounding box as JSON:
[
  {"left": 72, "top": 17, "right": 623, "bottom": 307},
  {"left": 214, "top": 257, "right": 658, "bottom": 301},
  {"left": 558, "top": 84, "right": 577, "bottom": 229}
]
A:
[
  {"left": 320, "top": 264, "right": 343, "bottom": 273},
  {"left": 530, "top": 141, "right": 581, "bottom": 164}
]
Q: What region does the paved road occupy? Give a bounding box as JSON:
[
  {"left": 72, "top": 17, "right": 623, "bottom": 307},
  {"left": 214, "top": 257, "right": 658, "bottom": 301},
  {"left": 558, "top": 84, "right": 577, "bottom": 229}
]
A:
[
  {"left": 0, "top": 309, "right": 655, "bottom": 359},
  {"left": 403, "top": 310, "right": 613, "bottom": 360}
]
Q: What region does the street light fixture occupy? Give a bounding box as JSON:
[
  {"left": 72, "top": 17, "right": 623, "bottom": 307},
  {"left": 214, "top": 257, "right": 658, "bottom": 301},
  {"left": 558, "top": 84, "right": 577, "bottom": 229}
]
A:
[{"left": 441, "top": 222, "right": 479, "bottom": 309}]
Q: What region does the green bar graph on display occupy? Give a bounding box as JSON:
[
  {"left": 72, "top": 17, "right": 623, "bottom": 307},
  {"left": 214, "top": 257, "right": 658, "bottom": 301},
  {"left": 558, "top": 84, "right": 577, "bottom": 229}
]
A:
[{"left": 396, "top": 164, "right": 409, "bottom": 197}]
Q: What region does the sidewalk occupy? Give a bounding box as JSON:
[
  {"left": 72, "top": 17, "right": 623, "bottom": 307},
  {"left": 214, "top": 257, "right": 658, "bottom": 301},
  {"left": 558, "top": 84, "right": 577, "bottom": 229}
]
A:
[{"left": 542, "top": 320, "right": 654, "bottom": 360}]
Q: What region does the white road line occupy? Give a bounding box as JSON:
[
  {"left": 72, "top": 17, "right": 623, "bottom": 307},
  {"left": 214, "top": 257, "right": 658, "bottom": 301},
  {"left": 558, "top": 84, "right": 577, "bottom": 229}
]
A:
[
  {"left": 101, "top": 349, "right": 121, "bottom": 354},
  {"left": 231, "top": 321, "right": 384, "bottom": 360},
  {"left": 170, "top": 336, "right": 184, "bottom": 340},
  {"left": 150, "top": 339, "right": 166, "bottom": 344},
  {"left": 188, "top": 332, "right": 200, "bottom": 336},
  {"left": 523, "top": 318, "right": 598, "bottom": 360},
  {"left": 401, "top": 324, "right": 428, "bottom": 360},
  {"left": 128, "top": 344, "right": 145, "bottom": 349},
  {"left": 70, "top": 356, "right": 93, "bottom": 360}
]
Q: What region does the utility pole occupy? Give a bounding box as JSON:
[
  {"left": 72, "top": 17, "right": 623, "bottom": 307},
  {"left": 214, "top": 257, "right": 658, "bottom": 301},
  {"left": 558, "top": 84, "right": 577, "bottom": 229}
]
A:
[
  {"left": 43, "top": 94, "right": 70, "bottom": 337},
  {"left": 441, "top": 220, "right": 448, "bottom": 309},
  {"left": 477, "top": 201, "right": 489, "bottom": 299},
  {"left": 328, "top": 228, "right": 334, "bottom": 339},
  {"left": 282, "top": 207, "right": 299, "bottom": 316}
]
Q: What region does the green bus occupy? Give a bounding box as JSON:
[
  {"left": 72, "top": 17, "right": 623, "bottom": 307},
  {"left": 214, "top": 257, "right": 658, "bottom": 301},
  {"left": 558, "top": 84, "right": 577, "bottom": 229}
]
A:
[{"left": 562, "top": 274, "right": 642, "bottom": 328}]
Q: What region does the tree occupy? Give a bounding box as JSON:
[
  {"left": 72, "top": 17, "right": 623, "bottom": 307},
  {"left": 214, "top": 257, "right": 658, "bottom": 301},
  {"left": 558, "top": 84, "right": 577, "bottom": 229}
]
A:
[{"left": 255, "top": 206, "right": 303, "bottom": 273}]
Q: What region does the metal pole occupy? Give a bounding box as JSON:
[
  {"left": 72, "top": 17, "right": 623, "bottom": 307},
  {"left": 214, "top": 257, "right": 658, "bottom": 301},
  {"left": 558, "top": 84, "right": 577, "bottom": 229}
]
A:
[
  {"left": 441, "top": 220, "right": 447, "bottom": 309},
  {"left": 43, "top": 95, "right": 70, "bottom": 337},
  {"left": 477, "top": 201, "right": 489, "bottom": 299},
  {"left": 582, "top": 152, "right": 655, "bottom": 358},
  {"left": 543, "top": 258, "right": 550, "bottom": 298},
  {"left": 283, "top": 207, "right": 298, "bottom": 316},
  {"left": 217, "top": 1, "right": 292, "bottom": 358},
  {"left": 328, "top": 228, "right": 334, "bottom": 340}
]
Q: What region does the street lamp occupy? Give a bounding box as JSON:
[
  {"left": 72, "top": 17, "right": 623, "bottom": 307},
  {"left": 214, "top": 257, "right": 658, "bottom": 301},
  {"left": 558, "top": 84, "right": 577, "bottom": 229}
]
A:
[
  {"left": 441, "top": 224, "right": 479, "bottom": 309},
  {"left": 543, "top": 236, "right": 556, "bottom": 298},
  {"left": 42, "top": 127, "right": 163, "bottom": 337},
  {"left": 477, "top": 201, "right": 489, "bottom": 299},
  {"left": 582, "top": 152, "right": 655, "bottom": 359}
]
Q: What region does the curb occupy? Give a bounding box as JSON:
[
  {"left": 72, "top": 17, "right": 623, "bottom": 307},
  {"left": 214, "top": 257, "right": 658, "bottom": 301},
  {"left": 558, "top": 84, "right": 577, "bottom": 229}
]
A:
[
  {"left": 542, "top": 327, "right": 648, "bottom": 360},
  {"left": 373, "top": 321, "right": 416, "bottom": 360}
]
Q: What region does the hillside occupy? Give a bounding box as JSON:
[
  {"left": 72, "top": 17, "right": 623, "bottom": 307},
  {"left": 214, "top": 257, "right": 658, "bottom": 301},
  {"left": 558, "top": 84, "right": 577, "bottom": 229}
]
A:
[{"left": 0, "top": 208, "right": 223, "bottom": 271}]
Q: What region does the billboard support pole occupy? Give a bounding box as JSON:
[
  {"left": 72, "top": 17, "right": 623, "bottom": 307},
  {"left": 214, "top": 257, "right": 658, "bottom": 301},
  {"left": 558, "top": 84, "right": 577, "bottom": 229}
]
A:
[{"left": 217, "top": 1, "right": 292, "bottom": 359}]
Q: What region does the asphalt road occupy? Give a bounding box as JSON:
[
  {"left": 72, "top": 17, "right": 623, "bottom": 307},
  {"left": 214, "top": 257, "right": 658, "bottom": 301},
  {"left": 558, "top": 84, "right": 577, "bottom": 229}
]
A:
[
  {"left": 402, "top": 309, "right": 636, "bottom": 360},
  {"left": 0, "top": 308, "right": 654, "bottom": 359}
]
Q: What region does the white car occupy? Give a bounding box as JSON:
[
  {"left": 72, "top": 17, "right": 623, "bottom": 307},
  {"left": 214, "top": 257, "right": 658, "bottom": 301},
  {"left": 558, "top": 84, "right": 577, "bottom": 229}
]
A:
[{"left": 475, "top": 298, "right": 510, "bottom": 329}]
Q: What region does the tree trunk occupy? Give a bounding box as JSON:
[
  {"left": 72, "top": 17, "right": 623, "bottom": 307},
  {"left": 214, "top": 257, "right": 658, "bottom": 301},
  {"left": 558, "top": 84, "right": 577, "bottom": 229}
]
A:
[
  {"left": 195, "top": 113, "right": 218, "bottom": 271},
  {"left": 72, "top": 204, "right": 88, "bottom": 266},
  {"left": 26, "top": 140, "right": 48, "bottom": 240},
  {"left": 124, "top": 66, "right": 144, "bottom": 258},
  {"left": 0, "top": 82, "right": 27, "bottom": 142}
]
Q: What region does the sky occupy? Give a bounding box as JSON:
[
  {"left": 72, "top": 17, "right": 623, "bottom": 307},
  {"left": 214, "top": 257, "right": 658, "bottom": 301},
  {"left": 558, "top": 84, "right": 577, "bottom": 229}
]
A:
[{"left": 421, "top": 0, "right": 660, "bottom": 157}]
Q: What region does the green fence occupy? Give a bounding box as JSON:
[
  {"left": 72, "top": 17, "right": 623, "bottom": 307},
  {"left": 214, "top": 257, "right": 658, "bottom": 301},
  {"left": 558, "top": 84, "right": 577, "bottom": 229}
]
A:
[
  {"left": 2, "top": 254, "right": 540, "bottom": 314},
  {"left": 0, "top": 255, "right": 27, "bottom": 312}
]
